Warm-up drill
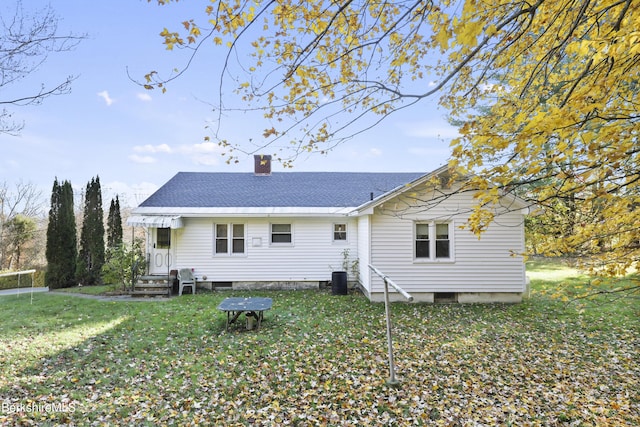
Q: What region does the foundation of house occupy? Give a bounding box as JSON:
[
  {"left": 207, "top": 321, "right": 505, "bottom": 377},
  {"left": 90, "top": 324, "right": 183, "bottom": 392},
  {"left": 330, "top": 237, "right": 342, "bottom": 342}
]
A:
[
  {"left": 197, "top": 281, "right": 320, "bottom": 291},
  {"left": 362, "top": 288, "right": 524, "bottom": 304}
]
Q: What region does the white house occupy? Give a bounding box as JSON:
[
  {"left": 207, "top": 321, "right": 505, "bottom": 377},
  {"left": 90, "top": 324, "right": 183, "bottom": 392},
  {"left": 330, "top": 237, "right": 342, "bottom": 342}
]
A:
[{"left": 127, "top": 155, "right": 530, "bottom": 303}]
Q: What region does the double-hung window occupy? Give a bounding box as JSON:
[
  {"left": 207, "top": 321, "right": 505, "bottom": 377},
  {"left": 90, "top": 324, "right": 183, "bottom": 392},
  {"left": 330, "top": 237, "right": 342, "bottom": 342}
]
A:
[
  {"left": 415, "top": 222, "right": 452, "bottom": 261},
  {"left": 271, "top": 224, "right": 292, "bottom": 244},
  {"left": 333, "top": 223, "right": 347, "bottom": 242},
  {"left": 215, "top": 224, "right": 245, "bottom": 254}
]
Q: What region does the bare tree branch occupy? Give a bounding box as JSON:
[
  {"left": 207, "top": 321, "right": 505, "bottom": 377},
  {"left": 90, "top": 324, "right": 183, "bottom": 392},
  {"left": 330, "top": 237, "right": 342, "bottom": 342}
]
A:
[{"left": 0, "top": 0, "right": 85, "bottom": 135}]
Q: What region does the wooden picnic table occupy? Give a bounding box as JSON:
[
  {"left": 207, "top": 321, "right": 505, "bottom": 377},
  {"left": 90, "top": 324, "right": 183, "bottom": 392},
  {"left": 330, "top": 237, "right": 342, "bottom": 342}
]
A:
[{"left": 217, "top": 297, "right": 273, "bottom": 330}]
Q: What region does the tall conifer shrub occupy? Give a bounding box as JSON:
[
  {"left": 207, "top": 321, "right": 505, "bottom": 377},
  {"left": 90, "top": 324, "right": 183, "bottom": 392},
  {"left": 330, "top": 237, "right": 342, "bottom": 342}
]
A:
[
  {"left": 77, "top": 176, "right": 105, "bottom": 285},
  {"left": 45, "top": 179, "right": 77, "bottom": 288}
]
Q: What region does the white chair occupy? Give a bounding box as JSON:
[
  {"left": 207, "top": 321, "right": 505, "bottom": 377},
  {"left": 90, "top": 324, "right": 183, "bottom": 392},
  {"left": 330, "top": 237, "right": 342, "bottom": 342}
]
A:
[{"left": 177, "top": 268, "right": 196, "bottom": 296}]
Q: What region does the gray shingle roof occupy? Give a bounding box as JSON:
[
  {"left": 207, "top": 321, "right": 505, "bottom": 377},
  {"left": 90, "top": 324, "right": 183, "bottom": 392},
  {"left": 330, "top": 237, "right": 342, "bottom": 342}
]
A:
[{"left": 140, "top": 172, "right": 426, "bottom": 208}]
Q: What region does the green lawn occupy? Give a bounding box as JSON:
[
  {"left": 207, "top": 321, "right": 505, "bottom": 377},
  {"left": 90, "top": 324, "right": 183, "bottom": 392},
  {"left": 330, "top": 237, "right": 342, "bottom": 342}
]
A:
[{"left": 0, "top": 262, "right": 638, "bottom": 426}]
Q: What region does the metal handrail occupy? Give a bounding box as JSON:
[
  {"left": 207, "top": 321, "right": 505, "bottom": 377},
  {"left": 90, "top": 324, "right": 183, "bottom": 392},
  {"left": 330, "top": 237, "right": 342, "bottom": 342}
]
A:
[
  {"left": 368, "top": 264, "right": 413, "bottom": 386},
  {"left": 368, "top": 265, "right": 413, "bottom": 302}
]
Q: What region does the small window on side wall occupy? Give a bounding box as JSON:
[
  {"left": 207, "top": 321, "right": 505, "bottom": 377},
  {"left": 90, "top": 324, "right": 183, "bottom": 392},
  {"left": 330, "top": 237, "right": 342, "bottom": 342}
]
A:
[
  {"left": 271, "top": 223, "right": 292, "bottom": 244},
  {"left": 333, "top": 223, "right": 347, "bottom": 241}
]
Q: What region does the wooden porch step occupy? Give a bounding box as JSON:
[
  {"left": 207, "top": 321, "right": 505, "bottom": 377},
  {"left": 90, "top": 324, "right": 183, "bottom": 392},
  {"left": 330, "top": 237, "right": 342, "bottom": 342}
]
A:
[
  {"left": 133, "top": 275, "right": 173, "bottom": 297},
  {"left": 136, "top": 283, "right": 171, "bottom": 289},
  {"left": 137, "top": 275, "right": 171, "bottom": 284}
]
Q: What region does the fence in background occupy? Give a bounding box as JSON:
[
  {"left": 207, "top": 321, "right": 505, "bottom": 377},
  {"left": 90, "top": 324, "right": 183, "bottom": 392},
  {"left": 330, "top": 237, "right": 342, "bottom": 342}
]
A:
[{"left": 0, "top": 269, "right": 38, "bottom": 304}]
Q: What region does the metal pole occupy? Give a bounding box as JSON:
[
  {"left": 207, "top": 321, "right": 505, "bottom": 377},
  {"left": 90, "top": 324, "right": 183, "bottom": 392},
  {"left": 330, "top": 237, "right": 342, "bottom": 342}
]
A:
[
  {"left": 167, "top": 235, "right": 171, "bottom": 297},
  {"left": 383, "top": 277, "right": 400, "bottom": 386},
  {"left": 368, "top": 264, "right": 412, "bottom": 387},
  {"left": 30, "top": 271, "right": 34, "bottom": 305},
  {"left": 369, "top": 265, "right": 413, "bottom": 301},
  {"left": 130, "top": 226, "right": 134, "bottom": 292}
]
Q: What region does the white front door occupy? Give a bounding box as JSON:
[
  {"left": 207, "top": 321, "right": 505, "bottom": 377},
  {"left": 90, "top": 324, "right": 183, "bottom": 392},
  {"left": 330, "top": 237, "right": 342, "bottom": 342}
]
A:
[{"left": 150, "top": 227, "right": 172, "bottom": 274}]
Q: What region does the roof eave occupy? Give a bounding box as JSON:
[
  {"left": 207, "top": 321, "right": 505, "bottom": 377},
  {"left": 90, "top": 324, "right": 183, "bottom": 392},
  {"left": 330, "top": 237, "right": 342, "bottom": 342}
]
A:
[
  {"left": 349, "top": 166, "right": 535, "bottom": 216},
  {"left": 350, "top": 165, "right": 450, "bottom": 215},
  {"left": 130, "top": 206, "right": 356, "bottom": 218}
]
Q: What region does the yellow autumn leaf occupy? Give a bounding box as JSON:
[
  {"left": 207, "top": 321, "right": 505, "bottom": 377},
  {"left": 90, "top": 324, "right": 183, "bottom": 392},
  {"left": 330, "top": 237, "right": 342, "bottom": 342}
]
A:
[{"left": 143, "top": 0, "right": 640, "bottom": 279}]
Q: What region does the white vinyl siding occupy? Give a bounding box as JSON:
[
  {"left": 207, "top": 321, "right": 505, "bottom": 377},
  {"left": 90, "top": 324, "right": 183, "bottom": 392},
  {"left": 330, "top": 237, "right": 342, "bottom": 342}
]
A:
[
  {"left": 370, "top": 187, "right": 526, "bottom": 294},
  {"left": 150, "top": 183, "right": 526, "bottom": 297},
  {"left": 174, "top": 217, "right": 358, "bottom": 282},
  {"left": 357, "top": 215, "right": 372, "bottom": 292}
]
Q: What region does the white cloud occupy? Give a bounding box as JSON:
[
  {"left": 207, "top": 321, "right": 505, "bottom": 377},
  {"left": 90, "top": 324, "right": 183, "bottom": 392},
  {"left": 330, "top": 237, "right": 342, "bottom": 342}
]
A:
[
  {"left": 185, "top": 141, "right": 223, "bottom": 154},
  {"left": 133, "top": 144, "right": 172, "bottom": 154},
  {"left": 97, "top": 90, "right": 114, "bottom": 106},
  {"left": 137, "top": 93, "right": 152, "bottom": 102},
  {"left": 127, "top": 142, "right": 224, "bottom": 169},
  {"left": 192, "top": 155, "right": 220, "bottom": 166},
  {"left": 128, "top": 154, "right": 156, "bottom": 164},
  {"left": 163, "top": 142, "right": 225, "bottom": 166},
  {"left": 367, "top": 148, "right": 383, "bottom": 157}
]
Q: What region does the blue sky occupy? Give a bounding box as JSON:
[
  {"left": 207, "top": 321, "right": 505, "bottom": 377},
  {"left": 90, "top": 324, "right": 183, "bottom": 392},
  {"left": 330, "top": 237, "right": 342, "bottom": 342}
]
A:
[{"left": 0, "top": 0, "right": 457, "bottom": 208}]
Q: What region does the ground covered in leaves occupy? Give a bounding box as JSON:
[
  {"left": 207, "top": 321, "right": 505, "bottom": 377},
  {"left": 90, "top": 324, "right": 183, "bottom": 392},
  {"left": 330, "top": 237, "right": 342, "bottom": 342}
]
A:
[{"left": 0, "top": 268, "right": 638, "bottom": 426}]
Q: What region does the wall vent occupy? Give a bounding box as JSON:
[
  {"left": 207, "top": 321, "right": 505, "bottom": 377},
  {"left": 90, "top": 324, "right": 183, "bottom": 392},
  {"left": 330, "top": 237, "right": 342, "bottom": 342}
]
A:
[{"left": 434, "top": 292, "right": 457, "bottom": 303}]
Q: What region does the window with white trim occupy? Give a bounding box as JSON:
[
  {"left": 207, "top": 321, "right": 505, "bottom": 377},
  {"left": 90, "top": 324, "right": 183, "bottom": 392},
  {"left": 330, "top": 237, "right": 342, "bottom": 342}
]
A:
[
  {"left": 271, "top": 223, "right": 292, "bottom": 244},
  {"left": 415, "top": 222, "right": 452, "bottom": 260},
  {"left": 333, "top": 223, "right": 347, "bottom": 242},
  {"left": 214, "top": 223, "right": 245, "bottom": 254}
]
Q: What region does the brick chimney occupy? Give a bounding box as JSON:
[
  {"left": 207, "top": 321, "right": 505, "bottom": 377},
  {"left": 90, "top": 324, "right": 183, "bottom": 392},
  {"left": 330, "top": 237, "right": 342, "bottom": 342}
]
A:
[{"left": 254, "top": 154, "right": 272, "bottom": 176}]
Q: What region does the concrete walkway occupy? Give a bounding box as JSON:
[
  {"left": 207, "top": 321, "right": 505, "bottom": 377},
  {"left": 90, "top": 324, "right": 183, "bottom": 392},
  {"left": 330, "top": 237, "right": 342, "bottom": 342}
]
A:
[{"left": 0, "top": 287, "right": 167, "bottom": 302}]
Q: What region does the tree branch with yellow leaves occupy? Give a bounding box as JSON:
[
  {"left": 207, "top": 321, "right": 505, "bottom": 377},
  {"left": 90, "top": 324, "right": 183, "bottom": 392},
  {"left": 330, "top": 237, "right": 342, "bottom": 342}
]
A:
[{"left": 142, "top": 0, "right": 640, "bottom": 279}]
